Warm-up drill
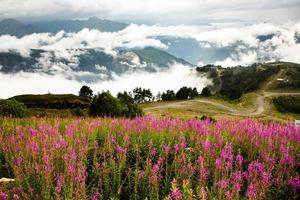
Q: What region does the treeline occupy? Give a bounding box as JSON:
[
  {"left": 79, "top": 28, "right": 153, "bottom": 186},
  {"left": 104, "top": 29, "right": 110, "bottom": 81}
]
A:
[{"left": 273, "top": 95, "right": 300, "bottom": 113}]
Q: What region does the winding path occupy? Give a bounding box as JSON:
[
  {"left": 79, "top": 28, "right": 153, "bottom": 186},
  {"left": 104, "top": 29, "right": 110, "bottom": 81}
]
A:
[{"left": 144, "top": 71, "right": 300, "bottom": 117}]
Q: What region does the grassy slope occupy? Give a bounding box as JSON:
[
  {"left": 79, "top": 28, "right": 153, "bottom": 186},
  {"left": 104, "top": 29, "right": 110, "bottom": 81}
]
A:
[{"left": 142, "top": 63, "right": 300, "bottom": 122}]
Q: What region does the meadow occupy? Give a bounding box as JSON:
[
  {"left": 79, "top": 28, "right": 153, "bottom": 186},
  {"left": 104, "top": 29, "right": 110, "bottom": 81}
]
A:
[{"left": 0, "top": 117, "right": 299, "bottom": 199}]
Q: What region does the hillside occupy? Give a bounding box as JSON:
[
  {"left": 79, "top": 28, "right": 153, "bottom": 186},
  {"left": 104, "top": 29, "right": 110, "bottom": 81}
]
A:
[
  {"left": 143, "top": 62, "right": 300, "bottom": 121},
  {"left": 196, "top": 62, "right": 300, "bottom": 100},
  {"left": 10, "top": 94, "right": 90, "bottom": 109}
]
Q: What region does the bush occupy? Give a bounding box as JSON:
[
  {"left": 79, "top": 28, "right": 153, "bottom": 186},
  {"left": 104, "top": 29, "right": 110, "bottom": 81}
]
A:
[
  {"left": 89, "top": 92, "right": 123, "bottom": 117},
  {"left": 201, "top": 87, "right": 212, "bottom": 97},
  {"left": 0, "top": 99, "right": 27, "bottom": 118},
  {"left": 161, "top": 90, "right": 176, "bottom": 101},
  {"left": 273, "top": 95, "right": 300, "bottom": 113},
  {"left": 175, "top": 87, "right": 198, "bottom": 100},
  {"left": 90, "top": 91, "right": 143, "bottom": 118}
]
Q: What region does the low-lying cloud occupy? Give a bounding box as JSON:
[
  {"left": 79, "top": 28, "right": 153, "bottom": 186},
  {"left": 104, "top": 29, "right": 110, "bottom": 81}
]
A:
[{"left": 0, "top": 64, "right": 211, "bottom": 98}]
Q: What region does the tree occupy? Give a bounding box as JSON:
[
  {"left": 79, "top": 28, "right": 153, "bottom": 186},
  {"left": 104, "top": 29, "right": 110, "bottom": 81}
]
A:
[
  {"left": 89, "top": 91, "right": 123, "bottom": 117},
  {"left": 79, "top": 85, "right": 93, "bottom": 99},
  {"left": 0, "top": 99, "right": 27, "bottom": 118},
  {"left": 89, "top": 91, "right": 143, "bottom": 118},
  {"left": 117, "top": 91, "right": 134, "bottom": 104},
  {"left": 161, "top": 90, "right": 176, "bottom": 101},
  {"left": 201, "top": 87, "right": 212, "bottom": 97},
  {"left": 133, "top": 87, "right": 153, "bottom": 103},
  {"left": 175, "top": 86, "right": 198, "bottom": 100}
]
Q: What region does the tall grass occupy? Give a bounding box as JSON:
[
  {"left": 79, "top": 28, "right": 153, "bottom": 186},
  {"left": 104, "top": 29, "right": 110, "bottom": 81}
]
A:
[{"left": 0, "top": 117, "right": 299, "bottom": 199}]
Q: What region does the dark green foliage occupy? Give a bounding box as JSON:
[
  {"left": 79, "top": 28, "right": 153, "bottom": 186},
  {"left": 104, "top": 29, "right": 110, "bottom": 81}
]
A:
[
  {"left": 117, "top": 91, "right": 134, "bottom": 104},
  {"left": 175, "top": 86, "right": 198, "bottom": 100},
  {"left": 10, "top": 94, "right": 90, "bottom": 109},
  {"left": 117, "top": 91, "right": 143, "bottom": 118},
  {"left": 201, "top": 87, "right": 212, "bottom": 97},
  {"left": 133, "top": 87, "right": 153, "bottom": 103},
  {"left": 89, "top": 92, "right": 123, "bottom": 117},
  {"left": 219, "top": 65, "right": 280, "bottom": 100},
  {"left": 79, "top": 85, "right": 93, "bottom": 98},
  {"left": 273, "top": 96, "right": 300, "bottom": 113},
  {"left": 90, "top": 91, "right": 143, "bottom": 118},
  {"left": 72, "top": 108, "right": 85, "bottom": 117},
  {"left": 161, "top": 90, "right": 176, "bottom": 101},
  {"left": 277, "top": 63, "right": 300, "bottom": 89},
  {"left": 0, "top": 99, "right": 27, "bottom": 118}
]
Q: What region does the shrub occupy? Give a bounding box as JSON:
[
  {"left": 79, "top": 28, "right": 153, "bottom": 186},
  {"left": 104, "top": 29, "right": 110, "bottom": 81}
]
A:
[
  {"left": 273, "top": 95, "right": 300, "bottom": 113},
  {"left": 90, "top": 91, "right": 143, "bottom": 118},
  {"left": 0, "top": 99, "right": 27, "bottom": 118},
  {"left": 89, "top": 92, "right": 123, "bottom": 117},
  {"left": 161, "top": 90, "right": 176, "bottom": 101},
  {"left": 175, "top": 87, "right": 198, "bottom": 100},
  {"left": 201, "top": 87, "right": 212, "bottom": 97}
]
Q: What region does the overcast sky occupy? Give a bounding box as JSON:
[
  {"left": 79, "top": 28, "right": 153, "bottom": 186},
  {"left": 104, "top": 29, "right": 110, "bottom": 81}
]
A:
[{"left": 0, "top": 0, "right": 299, "bottom": 24}]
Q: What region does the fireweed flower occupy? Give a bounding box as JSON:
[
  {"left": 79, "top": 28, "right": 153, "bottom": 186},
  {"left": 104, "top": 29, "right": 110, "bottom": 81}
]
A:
[
  {"left": 116, "top": 145, "right": 127, "bottom": 155},
  {"left": 29, "top": 142, "right": 39, "bottom": 154},
  {"left": 246, "top": 183, "right": 257, "bottom": 199},
  {"left": 171, "top": 188, "right": 182, "bottom": 200},
  {"left": 55, "top": 175, "right": 64, "bottom": 194},
  {"left": 14, "top": 157, "right": 23, "bottom": 166},
  {"left": 91, "top": 191, "right": 100, "bottom": 200},
  {"left": 216, "top": 179, "right": 229, "bottom": 190},
  {"left": 164, "top": 145, "right": 172, "bottom": 155},
  {"left": 202, "top": 140, "right": 211, "bottom": 152},
  {"left": 0, "top": 192, "right": 8, "bottom": 200},
  {"left": 288, "top": 177, "right": 300, "bottom": 189}
]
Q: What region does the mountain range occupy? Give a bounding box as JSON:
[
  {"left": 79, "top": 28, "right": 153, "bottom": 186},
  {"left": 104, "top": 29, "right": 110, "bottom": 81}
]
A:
[
  {"left": 0, "top": 17, "right": 127, "bottom": 37},
  {"left": 0, "top": 47, "right": 193, "bottom": 82}
]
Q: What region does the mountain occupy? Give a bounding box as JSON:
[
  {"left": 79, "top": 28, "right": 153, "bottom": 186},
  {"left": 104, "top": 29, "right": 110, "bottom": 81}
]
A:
[
  {"left": 0, "top": 19, "right": 42, "bottom": 37},
  {"left": 32, "top": 17, "right": 127, "bottom": 33},
  {"left": 0, "top": 17, "right": 128, "bottom": 37},
  {"left": 0, "top": 47, "right": 194, "bottom": 82}
]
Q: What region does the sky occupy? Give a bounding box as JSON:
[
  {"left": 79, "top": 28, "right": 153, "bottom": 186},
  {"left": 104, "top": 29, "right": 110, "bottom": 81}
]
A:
[{"left": 0, "top": 0, "right": 300, "bottom": 24}]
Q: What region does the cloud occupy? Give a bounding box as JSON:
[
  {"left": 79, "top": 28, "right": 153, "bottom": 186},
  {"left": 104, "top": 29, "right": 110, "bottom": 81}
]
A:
[
  {"left": 1, "top": 21, "right": 300, "bottom": 66},
  {"left": 0, "top": 0, "right": 299, "bottom": 23},
  {"left": 0, "top": 63, "right": 211, "bottom": 98}
]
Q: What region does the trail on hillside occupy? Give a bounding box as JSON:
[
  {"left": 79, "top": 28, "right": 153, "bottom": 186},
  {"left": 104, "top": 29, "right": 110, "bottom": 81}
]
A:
[{"left": 144, "top": 70, "right": 300, "bottom": 117}]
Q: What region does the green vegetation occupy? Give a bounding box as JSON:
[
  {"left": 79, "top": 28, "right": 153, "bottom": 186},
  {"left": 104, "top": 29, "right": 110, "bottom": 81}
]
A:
[
  {"left": 273, "top": 95, "right": 300, "bottom": 113},
  {"left": 201, "top": 87, "right": 212, "bottom": 97},
  {"left": 89, "top": 91, "right": 143, "bottom": 118},
  {"left": 175, "top": 86, "right": 198, "bottom": 100},
  {"left": 271, "top": 62, "right": 300, "bottom": 90},
  {"left": 161, "top": 90, "right": 176, "bottom": 101},
  {"left": 10, "top": 94, "right": 90, "bottom": 109},
  {"left": 0, "top": 99, "right": 27, "bottom": 118},
  {"left": 133, "top": 87, "right": 153, "bottom": 103},
  {"left": 197, "top": 63, "right": 280, "bottom": 100},
  {"left": 79, "top": 85, "right": 93, "bottom": 99}
]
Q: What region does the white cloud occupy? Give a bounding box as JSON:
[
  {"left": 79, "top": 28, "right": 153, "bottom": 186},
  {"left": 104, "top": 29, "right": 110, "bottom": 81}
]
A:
[
  {"left": 0, "top": 63, "right": 211, "bottom": 98},
  {"left": 0, "top": 0, "right": 299, "bottom": 23},
  {"left": 215, "top": 51, "right": 258, "bottom": 67}
]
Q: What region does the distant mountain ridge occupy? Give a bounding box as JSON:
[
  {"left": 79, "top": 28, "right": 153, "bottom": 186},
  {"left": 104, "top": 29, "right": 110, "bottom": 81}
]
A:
[
  {"left": 32, "top": 17, "right": 127, "bottom": 33},
  {"left": 0, "top": 19, "right": 43, "bottom": 37},
  {"left": 0, "top": 17, "right": 128, "bottom": 37},
  {"left": 0, "top": 47, "right": 194, "bottom": 82}
]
